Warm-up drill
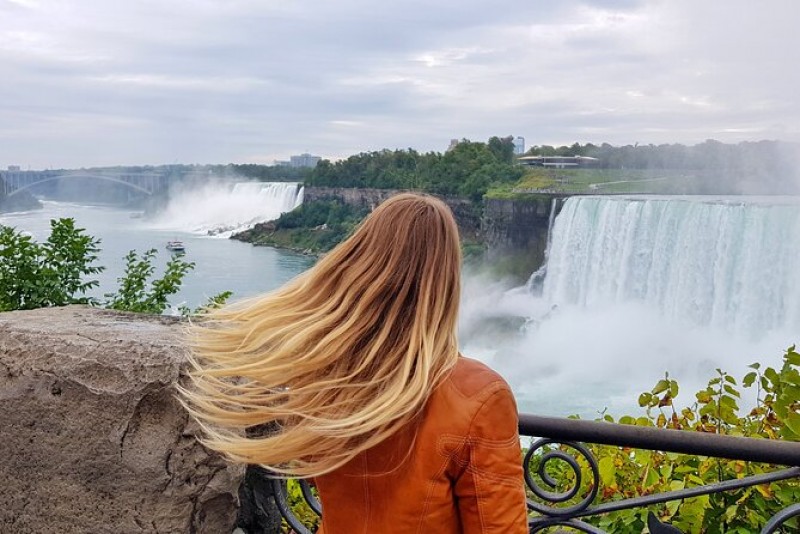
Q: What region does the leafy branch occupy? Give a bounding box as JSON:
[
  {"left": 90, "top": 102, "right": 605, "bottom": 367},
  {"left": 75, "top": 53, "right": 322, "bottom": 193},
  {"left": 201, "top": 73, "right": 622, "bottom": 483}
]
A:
[{"left": 104, "top": 248, "right": 195, "bottom": 314}]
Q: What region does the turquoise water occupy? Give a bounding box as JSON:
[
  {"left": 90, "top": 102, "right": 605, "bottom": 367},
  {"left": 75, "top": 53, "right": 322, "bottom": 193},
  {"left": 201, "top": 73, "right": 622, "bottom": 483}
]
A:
[{"left": 0, "top": 200, "right": 314, "bottom": 311}]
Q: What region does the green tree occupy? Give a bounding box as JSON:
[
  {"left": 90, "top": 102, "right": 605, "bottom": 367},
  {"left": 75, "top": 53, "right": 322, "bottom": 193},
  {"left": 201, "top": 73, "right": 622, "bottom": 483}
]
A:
[{"left": 0, "top": 219, "right": 103, "bottom": 311}]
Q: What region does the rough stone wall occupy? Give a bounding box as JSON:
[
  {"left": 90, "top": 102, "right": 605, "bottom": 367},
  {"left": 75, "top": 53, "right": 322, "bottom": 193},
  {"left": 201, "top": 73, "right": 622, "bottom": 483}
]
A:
[{"left": 0, "top": 307, "right": 243, "bottom": 534}]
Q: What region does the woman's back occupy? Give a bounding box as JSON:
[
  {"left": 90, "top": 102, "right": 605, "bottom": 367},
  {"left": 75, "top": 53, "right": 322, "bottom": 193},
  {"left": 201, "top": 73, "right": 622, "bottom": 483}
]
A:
[
  {"left": 315, "top": 356, "right": 528, "bottom": 534},
  {"left": 178, "top": 193, "right": 530, "bottom": 532}
]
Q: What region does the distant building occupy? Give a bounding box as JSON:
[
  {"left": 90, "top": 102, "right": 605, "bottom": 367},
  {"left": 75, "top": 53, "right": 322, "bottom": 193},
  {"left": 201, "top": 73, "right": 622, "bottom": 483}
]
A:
[
  {"left": 275, "top": 153, "right": 321, "bottom": 168},
  {"left": 447, "top": 139, "right": 460, "bottom": 152},
  {"left": 513, "top": 137, "right": 525, "bottom": 156},
  {"left": 517, "top": 155, "right": 599, "bottom": 169},
  {"left": 290, "top": 153, "right": 321, "bottom": 168},
  {"left": 7, "top": 165, "right": 20, "bottom": 171}
]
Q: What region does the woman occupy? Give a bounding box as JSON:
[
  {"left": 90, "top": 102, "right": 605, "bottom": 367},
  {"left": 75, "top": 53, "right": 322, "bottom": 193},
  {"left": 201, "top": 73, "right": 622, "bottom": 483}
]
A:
[{"left": 179, "top": 193, "right": 529, "bottom": 533}]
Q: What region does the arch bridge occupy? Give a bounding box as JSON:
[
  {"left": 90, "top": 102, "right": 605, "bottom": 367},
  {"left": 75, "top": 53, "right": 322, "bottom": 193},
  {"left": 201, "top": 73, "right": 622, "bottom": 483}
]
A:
[{"left": 0, "top": 170, "right": 169, "bottom": 198}]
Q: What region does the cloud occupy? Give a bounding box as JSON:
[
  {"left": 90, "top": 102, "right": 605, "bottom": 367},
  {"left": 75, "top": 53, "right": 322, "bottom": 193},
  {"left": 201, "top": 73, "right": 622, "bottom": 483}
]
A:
[{"left": 0, "top": 0, "right": 798, "bottom": 168}]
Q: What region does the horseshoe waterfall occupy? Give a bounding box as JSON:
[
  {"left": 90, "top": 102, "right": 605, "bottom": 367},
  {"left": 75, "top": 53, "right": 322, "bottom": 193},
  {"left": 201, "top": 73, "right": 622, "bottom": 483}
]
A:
[
  {"left": 151, "top": 181, "right": 304, "bottom": 237},
  {"left": 462, "top": 195, "right": 800, "bottom": 416},
  {"left": 542, "top": 196, "right": 800, "bottom": 338}
]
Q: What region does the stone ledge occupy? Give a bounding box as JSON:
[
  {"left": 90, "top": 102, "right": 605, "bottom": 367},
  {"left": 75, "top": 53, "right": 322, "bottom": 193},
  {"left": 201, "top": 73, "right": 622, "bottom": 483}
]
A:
[{"left": 0, "top": 306, "right": 243, "bottom": 534}]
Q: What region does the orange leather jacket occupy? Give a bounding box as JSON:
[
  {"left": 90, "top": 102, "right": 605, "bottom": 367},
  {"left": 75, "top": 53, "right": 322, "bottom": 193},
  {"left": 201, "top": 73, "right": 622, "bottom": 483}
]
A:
[{"left": 315, "top": 356, "right": 529, "bottom": 533}]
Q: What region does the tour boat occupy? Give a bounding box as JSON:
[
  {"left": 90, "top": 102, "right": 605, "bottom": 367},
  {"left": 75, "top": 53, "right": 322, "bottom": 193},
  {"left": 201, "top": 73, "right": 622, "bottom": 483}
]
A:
[{"left": 166, "top": 240, "right": 186, "bottom": 253}]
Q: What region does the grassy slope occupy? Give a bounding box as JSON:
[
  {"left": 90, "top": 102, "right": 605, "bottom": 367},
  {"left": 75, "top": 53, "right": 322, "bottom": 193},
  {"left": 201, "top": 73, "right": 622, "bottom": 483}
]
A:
[{"left": 486, "top": 168, "right": 701, "bottom": 198}]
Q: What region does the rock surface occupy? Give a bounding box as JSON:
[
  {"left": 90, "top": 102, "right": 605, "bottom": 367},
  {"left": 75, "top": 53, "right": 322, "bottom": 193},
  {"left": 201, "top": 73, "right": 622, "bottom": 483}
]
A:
[{"left": 0, "top": 306, "right": 243, "bottom": 533}]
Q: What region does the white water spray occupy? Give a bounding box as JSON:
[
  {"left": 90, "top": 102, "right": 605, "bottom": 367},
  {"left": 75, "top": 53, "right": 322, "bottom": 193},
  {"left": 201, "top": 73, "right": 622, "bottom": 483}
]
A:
[
  {"left": 150, "top": 181, "right": 303, "bottom": 237},
  {"left": 461, "top": 196, "right": 800, "bottom": 417},
  {"left": 543, "top": 196, "right": 800, "bottom": 337}
]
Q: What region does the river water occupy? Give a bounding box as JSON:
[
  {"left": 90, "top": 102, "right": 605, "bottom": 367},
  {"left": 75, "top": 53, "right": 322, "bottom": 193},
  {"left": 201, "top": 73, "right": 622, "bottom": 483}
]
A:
[
  {"left": 0, "top": 200, "right": 314, "bottom": 310},
  {"left": 2, "top": 191, "right": 799, "bottom": 418}
]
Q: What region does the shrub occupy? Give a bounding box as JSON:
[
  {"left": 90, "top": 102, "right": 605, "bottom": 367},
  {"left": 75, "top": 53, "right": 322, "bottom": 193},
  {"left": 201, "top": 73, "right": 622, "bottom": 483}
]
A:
[
  {"left": 527, "top": 347, "right": 800, "bottom": 533},
  {"left": 0, "top": 218, "right": 103, "bottom": 310},
  {"left": 104, "top": 249, "right": 195, "bottom": 314}
]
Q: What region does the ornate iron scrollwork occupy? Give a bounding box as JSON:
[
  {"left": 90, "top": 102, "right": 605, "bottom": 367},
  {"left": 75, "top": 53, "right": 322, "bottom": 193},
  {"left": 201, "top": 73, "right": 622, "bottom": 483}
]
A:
[{"left": 264, "top": 414, "right": 800, "bottom": 533}]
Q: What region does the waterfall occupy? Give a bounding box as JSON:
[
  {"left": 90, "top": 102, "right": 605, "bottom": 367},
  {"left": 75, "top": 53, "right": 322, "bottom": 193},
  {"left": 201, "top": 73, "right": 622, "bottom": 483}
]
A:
[
  {"left": 461, "top": 195, "right": 800, "bottom": 416},
  {"left": 151, "top": 181, "right": 303, "bottom": 237},
  {"left": 541, "top": 196, "right": 800, "bottom": 337}
]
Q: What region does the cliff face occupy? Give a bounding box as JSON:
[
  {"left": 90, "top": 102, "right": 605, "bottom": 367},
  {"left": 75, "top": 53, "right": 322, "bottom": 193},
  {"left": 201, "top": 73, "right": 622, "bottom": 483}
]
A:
[
  {"left": 238, "top": 186, "right": 563, "bottom": 279},
  {"left": 304, "top": 186, "right": 483, "bottom": 240},
  {"left": 304, "top": 186, "right": 398, "bottom": 209},
  {"left": 481, "top": 196, "right": 566, "bottom": 278}
]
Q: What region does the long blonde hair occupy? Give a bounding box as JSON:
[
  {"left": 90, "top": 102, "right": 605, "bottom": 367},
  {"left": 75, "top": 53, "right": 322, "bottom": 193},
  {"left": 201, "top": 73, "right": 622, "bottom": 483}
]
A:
[{"left": 178, "top": 193, "right": 462, "bottom": 477}]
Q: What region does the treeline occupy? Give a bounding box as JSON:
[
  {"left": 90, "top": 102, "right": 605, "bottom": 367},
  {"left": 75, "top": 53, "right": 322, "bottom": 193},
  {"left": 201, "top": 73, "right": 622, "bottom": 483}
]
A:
[
  {"left": 527, "top": 140, "right": 800, "bottom": 193},
  {"left": 528, "top": 139, "right": 794, "bottom": 169},
  {"left": 306, "top": 137, "right": 524, "bottom": 201}
]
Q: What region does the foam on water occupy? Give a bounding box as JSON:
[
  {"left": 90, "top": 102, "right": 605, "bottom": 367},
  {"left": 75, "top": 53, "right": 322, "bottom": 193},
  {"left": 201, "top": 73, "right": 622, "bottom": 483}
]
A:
[{"left": 149, "top": 181, "right": 303, "bottom": 237}]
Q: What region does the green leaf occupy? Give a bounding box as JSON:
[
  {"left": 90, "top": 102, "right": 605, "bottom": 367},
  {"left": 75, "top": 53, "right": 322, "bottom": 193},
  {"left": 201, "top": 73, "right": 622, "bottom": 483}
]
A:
[
  {"left": 619, "top": 415, "right": 635, "bottom": 425},
  {"left": 598, "top": 456, "right": 616, "bottom": 486},
  {"left": 764, "top": 367, "right": 780, "bottom": 385},
  {"left": 720, "top": 395, "right": 738, "bottom": 410},
  {"left": 652, "top": 379, "right": 670, "bottom": 395},
  {"left": 724, "top": 384, "right": 741, "bottom": 398},
  {"left": 644, "top": 466, "right": 660, "bottom": 487},
  {"left": 783, "top": 413, "right": 800, "bottom": 439},
  {"left": 696, "top": 390, "right": 712, "bottom": 403},
  {"left": 743, "top": 371, "right": 757, "bottom": 388}
]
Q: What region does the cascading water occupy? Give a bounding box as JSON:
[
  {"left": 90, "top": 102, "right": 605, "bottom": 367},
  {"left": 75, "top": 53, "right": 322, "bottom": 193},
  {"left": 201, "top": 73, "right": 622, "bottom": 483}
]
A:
[
  {"left": 150, "top": 181, "right": 304, "bottom": 237},
  {"left": 542, "top": 196, "right": 800, "bottom": 338},
  {"left": 461, "top": 195, "right": 800, "bottom": 417}
]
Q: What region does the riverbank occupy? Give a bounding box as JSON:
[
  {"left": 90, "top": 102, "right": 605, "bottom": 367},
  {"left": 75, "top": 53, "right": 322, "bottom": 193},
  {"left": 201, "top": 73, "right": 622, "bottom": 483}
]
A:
[
  {"left": 230, "top": 197, "right": 369, "bottom": 256},
  {"left": 230, "top": 221, "right": 330, "bottom": 256},
  {"left": 230, "top": 188, "right": 559, "bottom": 281}
]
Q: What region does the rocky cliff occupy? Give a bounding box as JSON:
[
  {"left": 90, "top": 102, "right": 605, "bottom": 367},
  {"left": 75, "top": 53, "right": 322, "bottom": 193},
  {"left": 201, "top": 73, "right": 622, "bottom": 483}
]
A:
[
  {"left": 304, "top": 186, "right": 483, "bottom": 240},
  {"left": 481, "top": 195, "right": 566, "bottom": 279},
  {"left": 0, "top": 307, "right": 243, "bottom": 533}
]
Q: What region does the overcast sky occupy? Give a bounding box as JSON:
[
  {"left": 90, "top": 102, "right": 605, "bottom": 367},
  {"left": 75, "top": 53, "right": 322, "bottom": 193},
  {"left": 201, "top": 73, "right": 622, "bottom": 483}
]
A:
[{"left": 1, "top": 0, "right": 798, "bottom": 169}]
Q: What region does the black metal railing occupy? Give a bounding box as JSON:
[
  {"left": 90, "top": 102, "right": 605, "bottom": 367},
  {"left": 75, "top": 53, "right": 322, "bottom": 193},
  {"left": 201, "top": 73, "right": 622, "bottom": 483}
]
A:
[{"left": 264, "top": 413, "right": 800, "bottom": 533}]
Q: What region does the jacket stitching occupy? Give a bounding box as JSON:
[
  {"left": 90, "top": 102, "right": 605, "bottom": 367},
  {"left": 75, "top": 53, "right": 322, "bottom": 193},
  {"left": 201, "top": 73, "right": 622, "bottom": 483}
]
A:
[
  {"left": 415, "top": 453, "right": 452, "bottom": 534},
  {"left": 465, "top": 465, "right": 523, "bottom": 488},
  {"left": 438, "top": 433, "right": 517, "bottom": 452},
  {"left": 474, "top": 467, "right": 487, "bottom": 532},
  {"left": 467, "top": 385, "right": 516, "bottom": 532},
  {"left": 468, "top": 435, "right": 520, "bottom": 448},
  {"left": 449, "top": 377, "right": 507, "bottom": 403},
  {"left": 447, "top": 441, "right": 521, "bottom": 470},
  {"left": 465, "top": 384, "right": 510, "bottom": 435}
]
